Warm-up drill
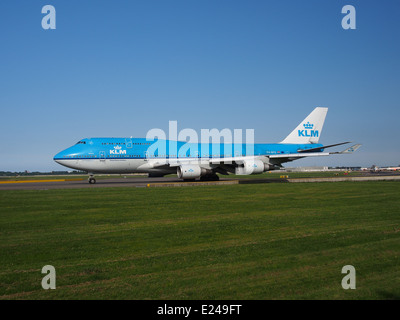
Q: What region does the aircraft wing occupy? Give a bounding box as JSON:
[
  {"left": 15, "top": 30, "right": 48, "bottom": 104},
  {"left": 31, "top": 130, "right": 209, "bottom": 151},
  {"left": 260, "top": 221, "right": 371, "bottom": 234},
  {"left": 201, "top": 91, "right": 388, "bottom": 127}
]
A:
[
  {"left": 147, "top": 153, "right": 330, "bottom": 168},
  {"left": 268, "top": 152, "right": 331, "bottom": 164},
  {"left": 147, "top": 156, "right": 254, "bottom": 168},
  {"left": 270, "top": 152, "right": 330, "bottom": 160},
  {"left": 146, "top": 144, "right": 361, "bottom": 170}
]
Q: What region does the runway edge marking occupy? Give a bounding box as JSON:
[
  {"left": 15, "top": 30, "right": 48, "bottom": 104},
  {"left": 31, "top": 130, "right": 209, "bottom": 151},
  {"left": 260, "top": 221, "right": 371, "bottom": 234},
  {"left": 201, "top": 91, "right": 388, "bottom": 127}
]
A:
[
  {"left": 0, "top": 178, "right": 84, "bottom": 184},
  {"left": 147, "top": 180, "right": 239, "bottom": 188}
]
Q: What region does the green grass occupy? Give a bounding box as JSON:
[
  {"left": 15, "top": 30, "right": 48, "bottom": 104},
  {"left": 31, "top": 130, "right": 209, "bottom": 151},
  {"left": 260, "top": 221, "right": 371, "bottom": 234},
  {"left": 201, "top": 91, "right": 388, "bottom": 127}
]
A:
[
  {"left": 0, "top": 170, "right": 366, "bottom": 181},
  {"left": 225, "top": 170, "right": 365, "bottom": 179},
  {"left": 0, "top": 181, "right": 399, "bottom": 299}
]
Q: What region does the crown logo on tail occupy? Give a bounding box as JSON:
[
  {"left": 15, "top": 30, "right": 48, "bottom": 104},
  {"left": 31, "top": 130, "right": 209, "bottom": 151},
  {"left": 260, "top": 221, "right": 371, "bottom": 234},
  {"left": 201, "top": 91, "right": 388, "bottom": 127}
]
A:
[{"left": 303, "top": 122, "right": 314, "bottom": 129}]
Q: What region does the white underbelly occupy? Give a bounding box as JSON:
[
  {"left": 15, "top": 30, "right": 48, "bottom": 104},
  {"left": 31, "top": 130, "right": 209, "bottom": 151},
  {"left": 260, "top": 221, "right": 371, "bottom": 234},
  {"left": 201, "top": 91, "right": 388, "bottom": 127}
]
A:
[{"left": 55, "top": 159, "right": 148, "bottom": 173}]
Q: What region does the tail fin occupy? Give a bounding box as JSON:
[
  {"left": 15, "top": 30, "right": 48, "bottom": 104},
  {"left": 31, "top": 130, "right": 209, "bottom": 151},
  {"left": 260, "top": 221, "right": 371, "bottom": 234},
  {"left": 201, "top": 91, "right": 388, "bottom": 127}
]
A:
[{"left": 280, "top": 107, "right": 328, "bottom": 144}]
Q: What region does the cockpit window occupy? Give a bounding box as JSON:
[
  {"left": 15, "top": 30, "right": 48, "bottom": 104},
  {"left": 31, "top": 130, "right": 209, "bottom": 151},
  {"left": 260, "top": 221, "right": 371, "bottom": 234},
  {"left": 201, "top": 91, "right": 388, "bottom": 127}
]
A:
[{"left": 76, "top": 141, "right": 86, "bottom": 145}]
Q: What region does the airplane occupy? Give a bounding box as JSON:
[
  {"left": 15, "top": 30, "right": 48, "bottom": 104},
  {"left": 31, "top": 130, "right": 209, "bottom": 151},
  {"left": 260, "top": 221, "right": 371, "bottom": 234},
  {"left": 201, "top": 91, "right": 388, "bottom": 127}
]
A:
[
  {"left": 383, "top": 167, "right": 400, "bottom": 171},
  {"left": 53, "top": 107, "right": 361, "bottom": 183},
  {"left": 363, "top": 165, "right": 400, "bottom": 172}
]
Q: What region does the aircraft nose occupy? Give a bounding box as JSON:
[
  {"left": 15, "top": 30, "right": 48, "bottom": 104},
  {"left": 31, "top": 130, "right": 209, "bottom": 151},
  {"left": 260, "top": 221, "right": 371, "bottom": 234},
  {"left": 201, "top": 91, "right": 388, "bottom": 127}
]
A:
[
  {"left": 53, "top": 148, "right": 71, "bottom": 163},
  {"left": 53, "top": 148, "right": 76, "bottom": 168},
  {"left": 53, "top": 144, "right": 84, "bottom": 170},
  {"left": 53, "top": 151, "right": 64, "bottom": 164}
]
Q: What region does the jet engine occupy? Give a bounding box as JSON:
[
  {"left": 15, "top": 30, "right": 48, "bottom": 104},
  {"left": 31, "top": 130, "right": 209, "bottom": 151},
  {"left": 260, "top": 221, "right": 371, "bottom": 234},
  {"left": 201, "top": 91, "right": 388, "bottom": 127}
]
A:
[
  {"left": 177, "top": 165, "right": 205, "bottom": 179},
  {"left": 235, "top": 159, "right": 270, "bottom": 175}
]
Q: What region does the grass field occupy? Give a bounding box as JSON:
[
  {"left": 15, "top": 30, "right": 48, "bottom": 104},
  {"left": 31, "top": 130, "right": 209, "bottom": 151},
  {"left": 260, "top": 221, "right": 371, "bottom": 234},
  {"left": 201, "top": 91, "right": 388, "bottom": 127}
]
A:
[
  {"left": 0, "top": 181, "right": 399, "bottom": 300},
  {"left": 0, "top": 170, "right": 368, "bottom": 181}
]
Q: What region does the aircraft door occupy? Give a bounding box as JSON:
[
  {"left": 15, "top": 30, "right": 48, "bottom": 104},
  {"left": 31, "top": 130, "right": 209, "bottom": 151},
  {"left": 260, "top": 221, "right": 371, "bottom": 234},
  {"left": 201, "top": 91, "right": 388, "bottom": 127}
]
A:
[
  {"left": 125, "top": 138, "right": 133, "bottom": 148},
  {"left": 100, "top": 151, "right": 106, "bottom": 162}
]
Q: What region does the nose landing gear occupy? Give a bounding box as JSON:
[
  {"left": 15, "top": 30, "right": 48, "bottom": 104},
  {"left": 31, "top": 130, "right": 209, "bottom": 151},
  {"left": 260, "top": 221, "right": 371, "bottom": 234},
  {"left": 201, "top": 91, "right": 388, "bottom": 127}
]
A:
[{"left": 88, "top": 174, "right": 96, "bottom": 184}]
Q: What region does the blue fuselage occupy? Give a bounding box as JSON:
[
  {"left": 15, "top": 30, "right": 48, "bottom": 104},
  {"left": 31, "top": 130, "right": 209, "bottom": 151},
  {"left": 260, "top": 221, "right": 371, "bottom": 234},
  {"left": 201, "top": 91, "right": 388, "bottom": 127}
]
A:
[{"left": 54, "top": 138, "right": 323, "bottom": 161}]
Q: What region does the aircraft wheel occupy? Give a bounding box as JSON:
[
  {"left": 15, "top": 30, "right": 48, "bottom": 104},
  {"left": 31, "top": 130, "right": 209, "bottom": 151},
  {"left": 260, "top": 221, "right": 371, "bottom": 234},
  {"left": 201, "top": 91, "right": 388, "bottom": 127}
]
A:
[
  {"left": 200, "top": 174, "right": 219, "bottom": 181},
  {"left": 88, "top": 177, "right": 96, "bottom": 184}
]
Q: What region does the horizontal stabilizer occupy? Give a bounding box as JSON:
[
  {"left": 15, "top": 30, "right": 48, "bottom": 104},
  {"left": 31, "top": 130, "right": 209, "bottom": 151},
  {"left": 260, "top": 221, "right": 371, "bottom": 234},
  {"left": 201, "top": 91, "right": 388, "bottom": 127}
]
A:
[
  {"left": 298, "top": 141, "right": 352, "bottom": 153},
  {"left": 331, "top": 144, "right": 362, "bottom": 154}
]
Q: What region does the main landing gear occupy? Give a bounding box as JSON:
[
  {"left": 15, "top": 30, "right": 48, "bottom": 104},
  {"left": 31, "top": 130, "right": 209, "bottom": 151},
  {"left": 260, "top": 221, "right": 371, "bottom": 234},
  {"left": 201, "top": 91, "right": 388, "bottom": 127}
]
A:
[
  {"left": 200, "top": 173, "right": 220, "bottom": 181},
  {"left": 88, "top": 174, "right": 96, "bottom": 184}
]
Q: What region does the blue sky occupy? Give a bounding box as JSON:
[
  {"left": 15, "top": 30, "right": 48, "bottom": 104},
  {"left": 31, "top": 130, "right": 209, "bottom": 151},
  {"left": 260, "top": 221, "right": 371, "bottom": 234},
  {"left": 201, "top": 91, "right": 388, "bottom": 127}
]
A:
[{"left": 1, "top": 0, "right": 399, "bottom": 171}]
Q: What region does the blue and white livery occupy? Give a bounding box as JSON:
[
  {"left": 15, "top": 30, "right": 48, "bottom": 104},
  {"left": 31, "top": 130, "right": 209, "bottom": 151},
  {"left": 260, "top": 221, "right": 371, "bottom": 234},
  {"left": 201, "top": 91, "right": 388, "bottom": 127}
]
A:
[{"left": 53, "top": 107, "right": 361, "bottom": 183}]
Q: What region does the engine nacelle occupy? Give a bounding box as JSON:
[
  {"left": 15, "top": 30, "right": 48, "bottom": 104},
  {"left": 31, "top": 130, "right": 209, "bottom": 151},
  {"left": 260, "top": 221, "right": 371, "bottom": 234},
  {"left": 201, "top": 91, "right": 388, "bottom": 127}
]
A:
[
  {"left": 177, "top": 165, "right": 204, "bottom": 179},
  {"left": 235, "top": 159, "right": 269, "bottom": 175}
]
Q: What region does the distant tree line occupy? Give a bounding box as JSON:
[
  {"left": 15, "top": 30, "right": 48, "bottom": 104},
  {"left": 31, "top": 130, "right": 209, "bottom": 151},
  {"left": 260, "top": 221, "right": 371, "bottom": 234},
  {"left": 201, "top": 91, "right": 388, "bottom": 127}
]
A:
[{"left": 0, "top": 171, "right": 86, "bottom": 176}]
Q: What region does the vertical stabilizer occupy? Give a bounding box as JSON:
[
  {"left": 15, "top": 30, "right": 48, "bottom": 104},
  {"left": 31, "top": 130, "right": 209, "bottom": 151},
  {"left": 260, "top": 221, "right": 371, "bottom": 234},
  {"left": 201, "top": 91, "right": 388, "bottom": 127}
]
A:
[{"left": 280, "top": 107, "right": 328, "bottom": 144}]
